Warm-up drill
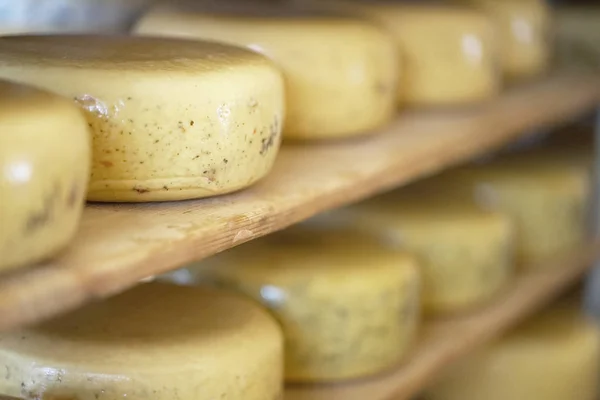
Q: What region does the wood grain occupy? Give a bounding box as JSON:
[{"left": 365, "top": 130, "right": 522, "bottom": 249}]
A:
[
  {"left": 285, "top": 243, "right": 600, "bottom": 400},
  {"left": 0, "top": 74, "right": 598, "bottom": 332}
]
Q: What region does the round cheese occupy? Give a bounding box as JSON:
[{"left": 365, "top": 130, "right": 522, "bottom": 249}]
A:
[
  {"left": 135, "top": 2, "right": 398, "bottom": 140},
  {"left": 0, "top": 35, "right": 285, "bottom": 202},
  {"left": 438, "top": 156, "right": 590, "bottom": 265},
  {"left": 0, "top": 283, "right": 284, "bottom": 400},
  {"left": 424, "top": 300, "right": 600, "bottom": 400},
  {"left": 316, "top": 1, "right": 499, "bottom": 106},
  {"left": 0, "top": 79, "right": 90, "bottom": 272},
  {"left": 182, "top": 226, "right": 421, "bottom": 383},
  {"left": 324, "top": 189, "right": 514, "bottom": 314},
  {"left": 456, "top": 0, "right": 551, "bottom": 80}
]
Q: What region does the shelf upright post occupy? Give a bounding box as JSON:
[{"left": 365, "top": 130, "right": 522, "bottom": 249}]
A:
[{"left": 584, "top": 107, "right": 600, "bottom": 319}]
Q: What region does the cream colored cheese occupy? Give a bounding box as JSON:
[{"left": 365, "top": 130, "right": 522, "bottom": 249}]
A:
[
  {"left": 425, "top": 300, "right": 600, "bottom": 400},
  {"left": 456, "top": 0, "right": 551, "bottom": 80},
  {"left": 135, "top": 2, "right": 398, "bottom": 140},
  {"left": 323, "top": 187, "right": 514, "bottom": 314},
  {"left": 0, "top": 35, "right": 284, "bottom": 202},
  {"left": 181, "top": 226, "right": 420, "bottom": 382},
  {"left": 0, "top": 283, "right": 283, "bottom": 400},
  {"left": 316, "top": 1, "right": 499, "bottom": 106},
  {"left": 437, "top": 155, "right": 590, "bottom": 265},
  {"left": 0, "top": 79, "right": 90, "bottom": 272}
]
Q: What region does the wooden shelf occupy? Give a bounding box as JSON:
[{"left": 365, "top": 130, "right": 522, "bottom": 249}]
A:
[
  {"left": 0, "top": 73, "right": 598, "bottom": 332},
  {"left": 285, "top": 243, "right": 600, "bottom": 400}
]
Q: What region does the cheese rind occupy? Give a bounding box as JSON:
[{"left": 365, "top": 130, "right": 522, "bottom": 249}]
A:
[
  {"left": 0, "top": 283, "right": 284, "bottom": 400},
  {"left": 317, "top": 1, "right": 499, "bottom": 106},
  {"left": 424, "top": 300, "right": 600, "bottom": 400},
  {"left": 0, "top": 79, "right": 90, "bottom": 271},
  {"left": 0, "top": 35, "right": 285, "bottom": 202},
  {"left": 135, "top": 3, "right": 398, "bottom": 140},
  {"left": 457, "top": 0, "right": 551, "bottom": 80},
  {"left": 437, "top": 156, "right": 590, "bottom": 265},
  {"left": 325, "top": 190, "right": 514, "bottom": 314},
  {"left": 183, "top": 227, "right": 421, "bottom": 382}
]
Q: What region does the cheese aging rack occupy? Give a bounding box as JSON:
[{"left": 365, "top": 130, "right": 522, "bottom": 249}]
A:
[{"left": 0, "top": 72, "right": 599, "bottom": 400}]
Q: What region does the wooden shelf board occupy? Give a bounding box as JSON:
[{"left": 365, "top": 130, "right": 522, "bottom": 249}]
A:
[
  {"left": 0, "top": 73, "right": 598, "bottom": 332},
  {"left": 285, "top": 243, "right": 600, "bottom": 400}
]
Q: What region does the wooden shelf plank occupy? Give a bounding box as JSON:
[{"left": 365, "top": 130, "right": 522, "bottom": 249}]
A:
[
  {"left": 285, "top": 243, "right": 600, "bottom": 400},
  {"left": 0, "top": 73, "right": 598, "bottom": 332}
]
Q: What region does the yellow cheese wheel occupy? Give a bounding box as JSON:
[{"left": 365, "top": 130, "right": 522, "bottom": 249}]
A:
[
  {"left": 316, "top": 1, "right": 499, "bottom": 106},
  {"left": 323, "top": 188, "right": 514, "bottom": 314},
  {"left": 135, "top": 2, "right": 398, "bottom": 140},
  {"left": 0, "top": 79, "right": 90, "bottom": 272},
  {"left": 0, "top": 283, "right": 283, "bottom": 400},
  {"left": 424, "top": 300, "right": 600, "bottom": 400},
  {"left": 0, "top": 35, "right": 284, "bottom": 202},
  {"left": 456, "top": 0, "right": 552, "bottom": 80},
  {"left": 182, "top": 226, "right": 421, "bottom": 382},
  {"left": 437, "top": 155, "right": 590, "bottom": 265}
]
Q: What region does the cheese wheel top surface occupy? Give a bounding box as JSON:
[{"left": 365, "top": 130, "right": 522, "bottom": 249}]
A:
[
  {"left": 208, "top": 226, "right": 415, "bottom": 277},
  {"left": 1, "top": 284, "right": 279, "bottom": 370},
  {"left": 0, "top": 35, "right": 271, "bottom": 71},
  {"left": 0, "top": 283, "right": 283, "bottom": 400}
]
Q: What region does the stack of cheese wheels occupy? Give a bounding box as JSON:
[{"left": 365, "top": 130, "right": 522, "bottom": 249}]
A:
[
  {"left": 0, "top": 35, "right": 284, "bottom": 202},
  {"left": 435, "top": 153, "right": 590, "bottom": 265},
  {"left": 182, "top": 226, "right": 420, "bottom": 382},
  {"left": 424, "top": 299, "right": 600, "bottom": 400},
  {"left": 315, "top": 0, "right": 499, "bottom": 106},
  {"left": 135, "top": 1, "right": 399, "bottom": 140},
  {"left": 0, "top": 283, "right": 284, "bottom": 400},
  {"left": 0, "top": 79, "right": 90, "bottom": 272},
  {"left": 320, "top": 185, "right": 514, "bottom": 314},
  {"left": 455, "top": 0, "right": 552, "bottom": 80}
]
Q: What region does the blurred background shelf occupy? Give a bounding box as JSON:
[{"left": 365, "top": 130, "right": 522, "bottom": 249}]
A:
[
  {"left": 0, "top": 73, "right": 598, "bottom": 332},
  {"left": 285, "top": 242, "right": 600, "bottom": 400}
]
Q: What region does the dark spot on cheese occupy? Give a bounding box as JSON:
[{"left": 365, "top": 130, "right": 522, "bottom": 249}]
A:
[
  {"left": 24, "top": 183, "right": 60, "bottom": 234},
  {"left": 100, "top": 160, "right": 113, "bottom": 168},
  {"left": 133, "top": 186, "right": 150, "bottom": 194}
]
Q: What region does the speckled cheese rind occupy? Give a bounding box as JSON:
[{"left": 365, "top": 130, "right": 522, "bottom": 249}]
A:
[
  {"left": 0, "top": 283, "right": 284, "bottom": 400},
  {"left": 424, "top": 300, "right": 600, "bottom": 400},
  {"left": 316, "top": 1, "right": 499, "bottom": 106},
  {"left": 0, "top": 35, "right": 285, "bottom": 202},
  {"left": 135, "top": 4, "right": 398, "bottom": 140},
  {"left": 182, "top": 227, "right": 421, "bottom": 382},
  {"left": 437, "top": 155, "right": 590, "bottom": 265},
  {"left": 0, "top": 79, "right": 90, "bottom": 272},
  {"left": 455, "top": 0, "right": 551, "bottom": 80},
  {"left": 325, "top": 189, "right": 514, "bottom": 315}
]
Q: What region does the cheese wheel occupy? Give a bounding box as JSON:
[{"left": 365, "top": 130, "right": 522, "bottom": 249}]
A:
[
  {"left": 424, "top": 300, "right": 600, "bottom": 400},
  {"left": 0, "top": 35, "right": 284, "bottom": 202},
  {"left": 456, "top": 0, "right": 552, "bottom": 80},
  {"left": 0, "top": 79, "right": 90, "bottom": 272},
  {"left": 135, "top": 2, "right": 398, "bottom": 140},
  {"left": 436, "top": 155, "right": 590, "bottom": 265},
  {"left": 316, "top": 1, "right": 499, "bottom": 106},
  {"left": 182, "top": 226, "right": 421, "bottom": 382},
  {"left": 322, "top": 188, "right": 514, "bottom": 314},
  {"left": 0, "top": 283, "right": 283, "bottom": 400}
]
